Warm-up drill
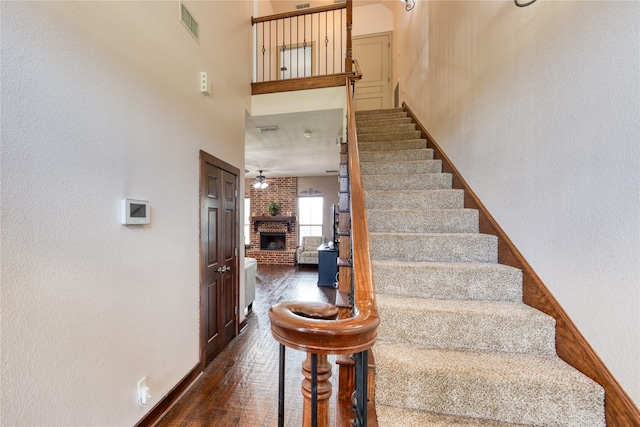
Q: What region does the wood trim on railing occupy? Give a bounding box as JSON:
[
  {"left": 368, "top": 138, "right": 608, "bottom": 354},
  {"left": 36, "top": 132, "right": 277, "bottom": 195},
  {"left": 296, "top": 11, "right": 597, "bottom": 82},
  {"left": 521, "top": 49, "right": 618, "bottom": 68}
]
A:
[
  {"left": 345, "top": 0, "right": 353, "bottom": 74},
  {"left": 268, "top": 79, "right": 378, "bottom": 356},
  {"left": 403, "top": 102, "right": 640, "bottom": 427},
  {"left": 252, "top": 2, "right": 346, "bottom": 25},
  {"left": 251, "top": 74, "right": 352, "bottom": 95}
]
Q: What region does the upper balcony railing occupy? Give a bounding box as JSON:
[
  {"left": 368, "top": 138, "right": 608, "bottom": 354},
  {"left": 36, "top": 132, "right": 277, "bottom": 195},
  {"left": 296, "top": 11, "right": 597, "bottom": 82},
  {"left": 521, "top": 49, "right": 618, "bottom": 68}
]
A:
[{"left": 251, "top": 1, "right": 353, "bottom": 95}]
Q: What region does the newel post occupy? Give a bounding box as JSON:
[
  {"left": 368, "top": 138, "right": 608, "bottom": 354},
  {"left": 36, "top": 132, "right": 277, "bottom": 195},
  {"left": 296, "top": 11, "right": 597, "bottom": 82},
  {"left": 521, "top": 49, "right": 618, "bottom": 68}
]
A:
[{"left": 302, "top": 353, "right": 332, "bottom": 427}]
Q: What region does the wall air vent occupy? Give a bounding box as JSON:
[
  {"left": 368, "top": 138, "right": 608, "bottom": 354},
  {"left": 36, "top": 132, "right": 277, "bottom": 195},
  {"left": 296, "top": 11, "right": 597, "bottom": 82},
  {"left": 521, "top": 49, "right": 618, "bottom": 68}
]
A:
[
  {"left": 180, "top": 2, "right": 199, "bottom": 42},
  {"left": 296, "top": 3, "right": 311, "bottom": 9}
]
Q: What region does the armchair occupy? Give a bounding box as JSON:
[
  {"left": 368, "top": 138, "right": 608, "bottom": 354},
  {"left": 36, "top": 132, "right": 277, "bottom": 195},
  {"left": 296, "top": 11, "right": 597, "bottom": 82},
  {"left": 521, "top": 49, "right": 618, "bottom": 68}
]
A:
[{"left": 296, "top": 236, "right": 324, "bottom": 266}]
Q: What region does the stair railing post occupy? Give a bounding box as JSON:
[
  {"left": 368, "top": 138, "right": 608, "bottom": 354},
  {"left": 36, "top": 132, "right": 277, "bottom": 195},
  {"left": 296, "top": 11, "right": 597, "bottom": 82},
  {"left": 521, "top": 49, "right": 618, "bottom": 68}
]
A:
[
  {"left": 301, "top": 353, "right": 332, "bottom": 427},
  {"left": 278, "top": 344, "right": 285, "bottom": 427},
  {"left": 352, "top": 349, "right": 368, "bottom": 426}
]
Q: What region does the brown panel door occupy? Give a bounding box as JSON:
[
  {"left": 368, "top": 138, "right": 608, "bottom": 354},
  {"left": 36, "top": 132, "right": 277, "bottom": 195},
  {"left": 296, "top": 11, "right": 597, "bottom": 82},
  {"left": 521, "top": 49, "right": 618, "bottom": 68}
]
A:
[
  {"left": 221, "top": 170, "right": 237, "bottom": 342},
  {"left": 200, "top": 151, "right": 238, "bottom": 366}
]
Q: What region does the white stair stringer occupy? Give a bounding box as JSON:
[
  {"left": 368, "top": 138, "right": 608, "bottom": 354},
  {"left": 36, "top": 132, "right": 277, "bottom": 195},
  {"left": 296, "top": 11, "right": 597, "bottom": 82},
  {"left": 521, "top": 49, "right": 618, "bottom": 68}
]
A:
[{"left": 355, "top": 108, "right": 605, "bottom": 426}]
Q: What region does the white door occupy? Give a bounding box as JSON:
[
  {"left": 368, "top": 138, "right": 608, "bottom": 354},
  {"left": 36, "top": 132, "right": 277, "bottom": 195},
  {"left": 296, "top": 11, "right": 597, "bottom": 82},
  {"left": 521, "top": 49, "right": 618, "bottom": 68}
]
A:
[{"left": 353, "top": 33, "right": 391, "bottom": 111}]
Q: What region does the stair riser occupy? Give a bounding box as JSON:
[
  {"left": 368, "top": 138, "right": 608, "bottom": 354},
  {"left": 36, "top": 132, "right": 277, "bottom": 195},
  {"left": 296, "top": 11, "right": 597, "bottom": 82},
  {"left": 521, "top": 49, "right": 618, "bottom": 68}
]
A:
[
  {"left": 377, "top": 303, "right": 556, "bottom": 355},
  {"left": 375, "top": 366, "right": 605, "bottom": 427},
  {"left": 357, "top": 117, "right": 413, "bottom": 128},
  {"left": 356, "top": 108, "right": 405, "bottom": 117},
  {"left": 365, "top": 190, "right": 465, "bottom": 210},
  {"left": 372, "top": 261, "right": 523, "bottom": 302},
  {"left": 361, "top": 160, "right": 442, "bottom": 176},
  {"left": 359, "top": 131, "right": 422, "bottom": 142},
  {"left": 370, "top": 233, "right": 498, "bottom": 263},
  {"left": 360, "top": 148, "right": 434, "bottom": 162},
  {"left": 358, "top": 139, "right": 427, "bottom": 152},
  {"left": 367, "top": 210, "right": 479, "bottom": 234},
  {"left": 363, "top": 174, "right": 452, "bottom": 191},
  {"left": 358, "top": 123, "right": 416, "bottom": 134}
]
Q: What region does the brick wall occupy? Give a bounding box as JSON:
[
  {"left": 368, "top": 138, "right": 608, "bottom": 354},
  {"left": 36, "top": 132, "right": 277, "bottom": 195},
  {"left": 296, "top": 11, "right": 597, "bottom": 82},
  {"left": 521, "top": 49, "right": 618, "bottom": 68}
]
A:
[{"left": 245, "top": 177, "right": 297, "bottom": 265}]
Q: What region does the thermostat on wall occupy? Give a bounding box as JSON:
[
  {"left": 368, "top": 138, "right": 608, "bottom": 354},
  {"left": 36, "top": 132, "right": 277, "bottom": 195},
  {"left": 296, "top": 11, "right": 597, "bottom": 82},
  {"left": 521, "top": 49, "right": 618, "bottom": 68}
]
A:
[{"left": 121, "top": 199, "right": 150, "bottom": 225}]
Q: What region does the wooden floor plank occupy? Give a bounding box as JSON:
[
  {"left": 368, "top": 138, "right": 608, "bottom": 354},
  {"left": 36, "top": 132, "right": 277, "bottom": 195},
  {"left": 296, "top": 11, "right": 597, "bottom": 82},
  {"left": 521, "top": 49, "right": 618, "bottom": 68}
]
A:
[{"left": 156, "top": 265, "right": 339, "bottom": 427}]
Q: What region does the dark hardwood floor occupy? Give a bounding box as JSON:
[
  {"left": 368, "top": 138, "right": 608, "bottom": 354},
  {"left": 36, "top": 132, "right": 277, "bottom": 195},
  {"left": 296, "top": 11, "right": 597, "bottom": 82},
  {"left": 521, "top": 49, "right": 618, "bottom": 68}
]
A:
[{"left": 156, "top": 264, "right": 336, "bottom": 427}]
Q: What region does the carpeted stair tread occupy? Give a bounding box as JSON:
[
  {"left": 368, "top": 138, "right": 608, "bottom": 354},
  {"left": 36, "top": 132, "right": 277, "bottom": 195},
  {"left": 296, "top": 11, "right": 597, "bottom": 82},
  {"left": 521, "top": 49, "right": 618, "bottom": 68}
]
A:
[
  {"left": 374, "top": 342, "right": 605, "bottom": 426},
  {"left": 360, "top": 148, "right": 434, "bottom": 162},
  {"left": 358, "top": 130, "right": 423, "bottom": 142},
  {"left": 356, "top": 112, "right": 408, "bottom": 121},
  {"left": 357, "top": 116, "right": 413, "bottom": 128},
  {"left": 368, "top": 209, "right": 479, "bottom": 234},
  {"left": 363, "top": 173, "right": 452, "bottom": 190},
  {"left": 365, "top": 189, "right": 465, "bottom": 210},
  {"left": 358, "top": 123, "right": 417, "bottom": 134},
  {"left": 376, "top": 406, "right": 530, "bottom": 427},
  {"left": 376, "top": 294, "right": 556, "bottom": 355},
  {"left": 361, "top": 159, "right": 442, "bottom": 175},
  {"left": 370, "top": 232, "right": 498, "bottom": 263},
  {"left": 372, "top": 260, "right": 522, "bottom": 302},
  {"left": 357, "top": 139, "right": 427, "bottom": 152}
]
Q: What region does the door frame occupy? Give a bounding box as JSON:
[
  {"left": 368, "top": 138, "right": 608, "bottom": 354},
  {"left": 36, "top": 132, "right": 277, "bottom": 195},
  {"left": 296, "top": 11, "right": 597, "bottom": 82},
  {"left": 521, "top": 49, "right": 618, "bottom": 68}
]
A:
[{"left": 199, "top": 150, "right": 240, "bottom": 369}]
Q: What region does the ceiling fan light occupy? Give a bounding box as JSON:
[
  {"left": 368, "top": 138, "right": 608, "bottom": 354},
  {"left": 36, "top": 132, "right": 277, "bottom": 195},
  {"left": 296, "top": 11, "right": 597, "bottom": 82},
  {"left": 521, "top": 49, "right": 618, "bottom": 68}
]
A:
[{"left": 254, "top": 170, "right": 268, "bottom": 189}]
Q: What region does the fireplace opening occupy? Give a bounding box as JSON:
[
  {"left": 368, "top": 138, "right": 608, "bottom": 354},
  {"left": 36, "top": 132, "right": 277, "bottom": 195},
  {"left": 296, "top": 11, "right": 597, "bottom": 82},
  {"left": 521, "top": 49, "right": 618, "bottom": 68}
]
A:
[{"left": 260, "top": 232, "right": 286, "bottom": 251}]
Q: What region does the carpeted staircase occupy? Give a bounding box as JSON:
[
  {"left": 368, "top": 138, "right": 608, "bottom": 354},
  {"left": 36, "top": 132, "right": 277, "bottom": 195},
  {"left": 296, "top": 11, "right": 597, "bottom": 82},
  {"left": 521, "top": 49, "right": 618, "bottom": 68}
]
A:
[{"left": 355, "top": 108, "right": 605, "bottom": 427}]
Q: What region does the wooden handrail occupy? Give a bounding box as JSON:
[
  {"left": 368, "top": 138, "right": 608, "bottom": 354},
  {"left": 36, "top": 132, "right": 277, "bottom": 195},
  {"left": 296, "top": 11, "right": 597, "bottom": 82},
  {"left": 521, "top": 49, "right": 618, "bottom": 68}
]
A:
[
  {"left": 268, "top": 77, "right": 378, "bottom": 356},
  {"left": 352, "top": 60, "right": 362, "bottom": 81},
  {"left": 252, "top": 3, "right": 346, "bottom": 25}
]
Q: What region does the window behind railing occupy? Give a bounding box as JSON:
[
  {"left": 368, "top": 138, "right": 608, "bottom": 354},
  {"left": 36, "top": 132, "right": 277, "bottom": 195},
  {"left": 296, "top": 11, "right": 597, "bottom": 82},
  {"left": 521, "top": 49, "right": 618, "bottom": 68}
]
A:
[
  {"left": 252, "top": 4, "right": 348, "bottom": 83},
  {"left": 298, "top": 196, "right": 323, "bottom": 244}
]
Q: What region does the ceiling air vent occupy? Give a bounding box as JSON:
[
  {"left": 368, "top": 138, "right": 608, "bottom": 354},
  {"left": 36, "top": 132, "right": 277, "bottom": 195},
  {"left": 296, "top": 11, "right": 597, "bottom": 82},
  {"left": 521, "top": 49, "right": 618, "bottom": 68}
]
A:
[
  {"left": 180, "top": 2, "right": 199, "bottom": 42},
  {"left": 256, "top": 125, "right": 279, "bottom": 132},
  {"left": 296, "top": 3, "right": 311, "bottom": 9}
]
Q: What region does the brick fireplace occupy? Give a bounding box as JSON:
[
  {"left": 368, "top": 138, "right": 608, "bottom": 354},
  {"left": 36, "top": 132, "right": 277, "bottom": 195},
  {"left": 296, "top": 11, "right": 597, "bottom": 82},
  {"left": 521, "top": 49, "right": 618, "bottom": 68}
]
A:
[{"left": 246, "top": 177, "right": 297, "bottom": 265}]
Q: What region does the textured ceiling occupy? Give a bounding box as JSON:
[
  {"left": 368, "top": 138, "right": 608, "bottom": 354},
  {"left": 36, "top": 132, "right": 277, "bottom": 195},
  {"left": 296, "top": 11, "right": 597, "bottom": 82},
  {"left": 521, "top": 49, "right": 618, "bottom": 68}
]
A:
[{"left": 245, "top": 108, "right": 344, "bottom": 178}]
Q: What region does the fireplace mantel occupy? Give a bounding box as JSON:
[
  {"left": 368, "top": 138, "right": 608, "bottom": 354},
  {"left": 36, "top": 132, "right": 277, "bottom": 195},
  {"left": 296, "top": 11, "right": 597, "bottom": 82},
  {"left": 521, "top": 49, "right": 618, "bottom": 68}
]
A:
[{"left": 252, "top": 215, "right": 296, "bottom": 232}]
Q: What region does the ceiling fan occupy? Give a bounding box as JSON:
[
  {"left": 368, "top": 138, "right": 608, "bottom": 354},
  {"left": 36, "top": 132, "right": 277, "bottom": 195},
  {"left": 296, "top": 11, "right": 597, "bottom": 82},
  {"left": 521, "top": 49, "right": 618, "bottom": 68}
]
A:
[{"left": 253, "top": 170, "right": 269, "bottom": 189}]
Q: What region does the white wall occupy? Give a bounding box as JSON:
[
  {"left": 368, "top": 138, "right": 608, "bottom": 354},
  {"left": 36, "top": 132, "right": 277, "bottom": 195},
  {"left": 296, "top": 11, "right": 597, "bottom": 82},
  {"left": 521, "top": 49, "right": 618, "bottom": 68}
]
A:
[
  {"left": 394, "top": 0, "right": 640, "bottom": 405},
  {"left": 0, "top": 1, "right": 252, "bottom": 425},
  {"left": 353, "top": 3, "right": 394, "bottom": 37}
]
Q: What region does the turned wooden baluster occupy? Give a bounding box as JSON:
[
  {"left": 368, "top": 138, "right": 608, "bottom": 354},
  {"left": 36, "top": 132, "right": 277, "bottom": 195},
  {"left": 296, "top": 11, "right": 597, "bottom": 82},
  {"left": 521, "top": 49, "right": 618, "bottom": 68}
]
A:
[{"left": 302, "top": 353, "right": 332, "bottom": 427}]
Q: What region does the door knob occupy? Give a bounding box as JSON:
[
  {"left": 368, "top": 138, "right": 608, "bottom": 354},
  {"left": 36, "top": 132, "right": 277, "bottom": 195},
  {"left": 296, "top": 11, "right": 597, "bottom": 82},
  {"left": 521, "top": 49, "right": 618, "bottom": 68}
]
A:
[
  {"left": 217, "top": 267, "right": 226, "bottom": 273},
  {"left": 225, "top": 266, "right": 231, "bottom": 272}
]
